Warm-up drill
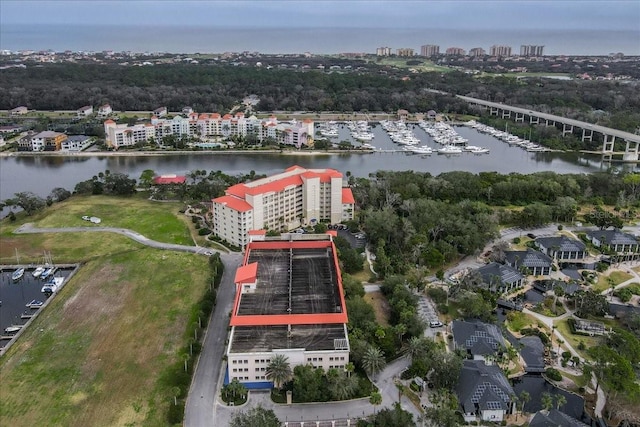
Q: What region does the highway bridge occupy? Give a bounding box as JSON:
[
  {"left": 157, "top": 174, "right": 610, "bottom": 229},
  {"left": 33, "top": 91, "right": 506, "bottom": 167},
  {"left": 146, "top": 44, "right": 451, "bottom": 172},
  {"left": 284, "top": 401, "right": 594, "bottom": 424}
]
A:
[{"left": 457, "top": 95, "right": 640, "bottom": 161}]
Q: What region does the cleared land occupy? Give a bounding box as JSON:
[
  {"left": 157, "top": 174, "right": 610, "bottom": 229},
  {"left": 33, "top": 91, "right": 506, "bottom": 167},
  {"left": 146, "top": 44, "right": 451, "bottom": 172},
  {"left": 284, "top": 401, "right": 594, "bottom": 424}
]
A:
[
  {"left": 0, "top": 198, "right": 210, "bottom": 426},
  {"left": 363, "top": 291, "right": 390, "bottom": 327}
]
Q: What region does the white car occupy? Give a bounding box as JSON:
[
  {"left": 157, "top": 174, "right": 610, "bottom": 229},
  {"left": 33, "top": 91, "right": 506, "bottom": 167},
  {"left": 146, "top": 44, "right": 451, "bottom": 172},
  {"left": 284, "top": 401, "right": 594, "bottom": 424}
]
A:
[
  {"left": 429, "top": 321, "right": 443, "bottom": 328},
  {"left": 82, "top": 216, "right": 91, "bottom": 221}
]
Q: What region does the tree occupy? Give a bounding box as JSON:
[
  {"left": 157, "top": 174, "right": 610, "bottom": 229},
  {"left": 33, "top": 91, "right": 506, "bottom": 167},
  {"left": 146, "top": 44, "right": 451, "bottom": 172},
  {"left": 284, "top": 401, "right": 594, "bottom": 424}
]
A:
[
  {"left": 103, "top": 172, "right": 137, "bottom": 195},
  {"left": 139, "top": 169, "right": 156, "bottom": 189},
  {"left": 327, "top": 368, "right": 358, "bottom": 400},
  {"left": 48, "top": 187, "right": 71, "bottom": 203},
  {"left": 266, "top": 354, "right": 291, "bottom": 389},
  {"left": 362, "top": 346, "right": 386, "bottom": 378},
  {"left": 541, "top": 392, "right": 554, "bottom": 411},
  {"left": 229, "top": 405, "right": 280, "bottom": 427},
  {"left": 406, "top": 336, "right": 434, "bottom": 362},
  {"left": 371, "top": 403, "right": 416, "bottom": 427},
  {"left": 574, "top": 290, "right": 608, "bottom": 318},
  {"left": 369, "top": 391, "right": 382, "bottom": 416},
  {"left": 6, "top": 192, "right": 46, "bottom": 216},
  {"left": 519, "top": 390, "right": 531, "bottom": 416},
  {"left": 221, "top": 378, "right": 247, "bottom": 404},
  {"left": 554, "top": 393, "right": 567, "bottom": 410}
]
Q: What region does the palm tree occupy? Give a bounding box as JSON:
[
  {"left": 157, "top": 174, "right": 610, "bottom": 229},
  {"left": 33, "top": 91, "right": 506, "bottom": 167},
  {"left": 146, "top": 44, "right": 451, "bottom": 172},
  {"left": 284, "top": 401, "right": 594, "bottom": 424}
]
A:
[
  {"left": 362, "top": 345, "right": 386, "bottom": 378},
  {"left": 327, "top": 369, "right": 358, "bottom": 400},
  {"left": 554, "top": 393, "right": 567, "bottom": 410},
  {"left": 266, "top": 354, "right": 292, "bottom": 389},
  {"left": 369, "top": 391, "right": 382, "bottom": 416},
  {"left": 541, "top": 392, "right": 554, "bottom": 411},
  {"left": 519, "top": 390, "right": 531, "bottom": 417},
  {"left": 222, "top": 378, "right": 248, "bottom": 404},
  {"left": 406, "top": 336, "right": 432, "bottom": 362},
  {"left": 345, "top": 362, "right": 355, "bottom": 378}
]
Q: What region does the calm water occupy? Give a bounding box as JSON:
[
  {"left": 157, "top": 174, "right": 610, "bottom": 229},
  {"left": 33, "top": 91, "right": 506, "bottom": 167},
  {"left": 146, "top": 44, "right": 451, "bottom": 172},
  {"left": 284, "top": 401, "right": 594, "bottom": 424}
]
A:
[{"left": 0, "top": 125, "right": 613, "bottom": 202}]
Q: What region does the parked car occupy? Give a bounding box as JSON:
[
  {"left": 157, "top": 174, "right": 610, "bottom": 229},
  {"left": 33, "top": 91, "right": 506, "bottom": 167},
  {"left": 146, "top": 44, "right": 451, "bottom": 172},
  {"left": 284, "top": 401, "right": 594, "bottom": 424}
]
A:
[{"left": 429, "top": 321, "right": 443, "bottom": 328}]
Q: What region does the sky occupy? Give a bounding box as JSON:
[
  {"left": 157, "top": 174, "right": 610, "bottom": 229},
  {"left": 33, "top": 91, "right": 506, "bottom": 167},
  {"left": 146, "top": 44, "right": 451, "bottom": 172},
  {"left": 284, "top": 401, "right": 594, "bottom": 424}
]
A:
[{"left": 1, "top": 0, "right": 639, "bottom": 31}]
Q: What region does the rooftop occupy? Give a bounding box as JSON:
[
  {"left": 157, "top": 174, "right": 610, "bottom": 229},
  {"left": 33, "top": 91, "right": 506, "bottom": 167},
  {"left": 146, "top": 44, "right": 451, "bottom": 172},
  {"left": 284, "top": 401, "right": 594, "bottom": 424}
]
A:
[
  {"left": 536, "top": 236, "right": 586, "bottom": 252},
  {"left": 229, "top": 324, "right": 348, "bottom": 353},
  {"left": 586, "top": 229, "right": 639, "bottom": 246}
]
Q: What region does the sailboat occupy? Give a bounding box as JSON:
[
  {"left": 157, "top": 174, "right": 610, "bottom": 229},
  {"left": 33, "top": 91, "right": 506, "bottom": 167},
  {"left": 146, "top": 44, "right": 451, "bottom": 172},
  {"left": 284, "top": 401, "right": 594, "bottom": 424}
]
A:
[{"left": 12, "top": 248, "right": 24, "bottom": 282}]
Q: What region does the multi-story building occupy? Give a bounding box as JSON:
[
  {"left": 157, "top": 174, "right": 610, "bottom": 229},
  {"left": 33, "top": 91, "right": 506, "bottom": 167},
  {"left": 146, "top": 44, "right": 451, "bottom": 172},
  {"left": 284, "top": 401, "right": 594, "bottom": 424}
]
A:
[
  {"left": 153, "top": 106, "right": 168, "bottom": 117},
  {"left": 212, "top": 166, "right": 355, "bottom": 248},
  {"left": 468, "top": 47, "right": 486, "bottom": 57},
  {"left": 520, "top": 45, "right": 544, "bottom": 56},
  {"left": 104, "top": 120, "right": 155, "bottom": 149},
  {"left": 10, "top": 106, "right": 28, "bottom": 116},
  {"left": 225, "top": 233, "right": 350, "bottom": 388},
  {"left": 445, "top": 47, "right": 466, "bottom": 55},
  {"left": 30, "top": 131, "right": 68, "bottom": 151},
  {"left": 420, "top": 44, "right": 440, "bottom": 56},
  {"left": 98, "top": 104, "right": 113, "bottom": 117},
  {"left": 76, "top": 105, "right": 93, "bottom": 118},
  {"left": 490, "top": 45, "right": 512, "bottom": 57},
  {"left": 375, "top": 46, "right": 392, "bottom": 56},
  {"left": 396, "top": 48, "right": 415, "bottom": 57},
  {"left": 60, "top": 135, "right": 92, "bottom": 151}
]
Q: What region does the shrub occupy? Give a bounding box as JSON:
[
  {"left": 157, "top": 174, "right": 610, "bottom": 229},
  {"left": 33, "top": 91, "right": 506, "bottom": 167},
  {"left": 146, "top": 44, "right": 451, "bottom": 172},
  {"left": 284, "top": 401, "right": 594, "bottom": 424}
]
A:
[
  {"left": 545, "top": 368, "right": 562, "bottom": 381},
  {"left": 557, "top": 224, "right": 563, "bottom": 231},
  {"left": 577, "top": 341, "right": 586, "bottom": 351},
  {"left": 512, "top": 237, "right": 521, "bottom": 244},
  {"left": 198, "top": 228, "right": 211, "bottom": 235}
]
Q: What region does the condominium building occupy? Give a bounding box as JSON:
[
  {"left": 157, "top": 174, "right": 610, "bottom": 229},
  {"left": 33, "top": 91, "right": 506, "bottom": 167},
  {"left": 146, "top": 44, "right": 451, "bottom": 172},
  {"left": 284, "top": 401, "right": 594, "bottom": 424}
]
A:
[
  {"left": 490, "top": 45, "right": 512, "bottom": 57},
  {"left": 76, "top": 105, "right": 93, "bottom": 118},
  {"left": 212, "top": 166, "right": 355, "bottom": 248},
  {"left": 520, "top": 45, "right": 544, "bottom": 56},
  {"left": 375, "top": 46, "right": 392, "bottom": 56},
  {"left": 445, "top": 47, "right": 466, "bottom": 56},
  {"left": 396, "top": 48, "right": 415, "bottom": 57},
  {"left": 98, "top": 104, "right": 113, "bottom": 117},
  {"left": 420, "top": 44, "right": 440, "bottom": 56},
  {"left": 468, "top": 47, "right": 486, "bottom": 57},
  {"left": 225, "top": 233, "right": 350, "bottom": 388},
  {"left": 30, "top": 131, "right": 68, "bottom": 151},
  {"left": 104, "top": 120, "right": 155, "bottom": 149}
]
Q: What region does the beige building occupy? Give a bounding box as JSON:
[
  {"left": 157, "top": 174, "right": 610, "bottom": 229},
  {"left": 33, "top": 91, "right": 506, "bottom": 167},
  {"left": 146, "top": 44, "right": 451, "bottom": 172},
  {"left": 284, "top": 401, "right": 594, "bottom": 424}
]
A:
[
  {"left": 212, "top": 166, "right": 355, "bottom": 248},
  {"left": 103, "top": 120, "right": 155, "bottom": 149}
]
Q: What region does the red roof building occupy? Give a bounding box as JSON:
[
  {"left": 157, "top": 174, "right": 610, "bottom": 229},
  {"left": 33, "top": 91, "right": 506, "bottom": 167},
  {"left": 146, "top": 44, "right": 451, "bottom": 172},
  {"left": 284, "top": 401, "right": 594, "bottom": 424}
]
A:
[{"left": 152, "top": 174, "right": 186, "bottom": 185}]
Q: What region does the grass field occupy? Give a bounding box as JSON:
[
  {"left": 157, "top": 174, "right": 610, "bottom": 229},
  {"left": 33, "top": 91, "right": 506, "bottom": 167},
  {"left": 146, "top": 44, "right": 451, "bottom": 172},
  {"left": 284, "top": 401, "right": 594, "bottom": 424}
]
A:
[
  {"left": 554, "top": 318, "right": 603, "bottom": 360},
  {"left": 594, "top": 270, "right": 633, "bottom": 293},
  {"left": 368, "top": 57, "right": 451, "bottom": 73},
  {"left": 0, "top": 197, "right": 211, "bottom": 426},
  {"left": 364, "top": 291, "right": 390, "bottom": 327}
]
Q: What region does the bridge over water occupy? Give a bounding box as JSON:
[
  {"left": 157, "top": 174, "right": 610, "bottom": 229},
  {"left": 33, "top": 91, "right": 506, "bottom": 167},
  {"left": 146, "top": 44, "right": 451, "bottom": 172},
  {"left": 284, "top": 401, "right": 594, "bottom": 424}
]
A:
[{"left": 457, "top": 95, "right": 640, "bottom": 161}]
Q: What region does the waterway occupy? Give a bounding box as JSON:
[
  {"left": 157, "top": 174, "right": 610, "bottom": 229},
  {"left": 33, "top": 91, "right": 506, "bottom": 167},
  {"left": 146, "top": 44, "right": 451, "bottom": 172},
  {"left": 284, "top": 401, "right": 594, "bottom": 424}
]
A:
[{"left": 0, "top": 124, "right": 615, "bottom": 202}]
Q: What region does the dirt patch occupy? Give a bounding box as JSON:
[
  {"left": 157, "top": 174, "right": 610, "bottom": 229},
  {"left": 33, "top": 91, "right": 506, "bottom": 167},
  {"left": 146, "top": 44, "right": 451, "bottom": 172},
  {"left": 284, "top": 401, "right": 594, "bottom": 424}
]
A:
[{"left": 364, "top": 291, "right": 391, "bottom": 327}]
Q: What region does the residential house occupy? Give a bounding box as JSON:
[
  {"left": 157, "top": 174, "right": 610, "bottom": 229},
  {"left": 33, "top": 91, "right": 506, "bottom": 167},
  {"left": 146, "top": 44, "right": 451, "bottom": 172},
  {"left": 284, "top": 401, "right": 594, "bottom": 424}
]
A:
[
  {"left": 60, "top": 135, "right": 92, "bottom": 151},
  {"left": 504, "top": 249, "right": 553, "bottom": 276},
  {"left": 535, "top": 236, "right": 587, "bottom": 261},
  {"left": 98, "top": 104, "right": 113, "bottom": 117},
  {"left": 456, "top": 359, "right": 515, "bottom": 423},
  {"left": 182, "top": 106, "right": 194, "bottom": 115},
  {"left": 519, "top": 336, "right": 545, "bottom": 373},
  {"left": 30, "top": 131, "right": 67, "bottom": 151},
  {"left": 475, "top": 262, "right": 524, "bottom": 293},
  {"left": 452, "top": 320, "right": 506, "bottom": 361},
  {"left": 397, "top": 109, "right": 409, "bottom": 121},
  {"left": 586, "top": 229, "right": 640, "bottom": 261},
  {"left": 76, "top": 105, "right": 93, "bottom": 118},
  {"left": 10, "top": 106, "right": 28, "bottom": 116},
  {"left": 0, "top": 125, "right": 22, "bottom": 134},
  {"left": 529, "top": 409, "right": 588, "bottom": 427}
]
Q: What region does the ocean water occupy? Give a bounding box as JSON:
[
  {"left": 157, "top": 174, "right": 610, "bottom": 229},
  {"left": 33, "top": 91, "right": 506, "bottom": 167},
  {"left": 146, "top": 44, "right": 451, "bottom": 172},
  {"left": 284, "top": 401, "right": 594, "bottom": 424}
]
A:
[{"left": 1, "top": 24, "right": 638, "bottom": 55}]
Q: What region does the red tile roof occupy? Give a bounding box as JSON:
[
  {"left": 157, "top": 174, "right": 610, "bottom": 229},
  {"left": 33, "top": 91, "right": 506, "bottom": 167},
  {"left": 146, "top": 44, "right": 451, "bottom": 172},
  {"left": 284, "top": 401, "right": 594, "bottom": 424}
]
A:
[
  {"left": 234, "top": 262, "right": 258, "bottom": 284},
  {"left": 153, "top": 175, "right": 186, "bottom": 184},
  {"left": 213, "top": 195, "right": 253, "bottom": 212},
  {"left": 226, "top": 167, "right": 344, "bottom": 198},
  {"left": 222, "top": 114, "right": 232, "bottom": 119},
  {"left": 104, "top": 119, "right": 115, "bottom": 124},
  {"left": 248, "top": 229, "right": 266, "bottom": 235},
  {"left": 342, "top": 187, "right": 355, "bottom": 204}
]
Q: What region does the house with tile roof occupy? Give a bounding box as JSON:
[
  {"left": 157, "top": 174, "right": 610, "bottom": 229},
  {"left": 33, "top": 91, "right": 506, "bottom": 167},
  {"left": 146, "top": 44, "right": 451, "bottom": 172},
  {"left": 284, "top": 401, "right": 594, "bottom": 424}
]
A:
[
  {"left": 535, "top": 236, "right": 587, "bottom": 261},
  {"left": 452, "top": 320, "right": 506, "bottom": 361},
  {"left": 475, "top": 262, "right": 524, "bottom": 294},
  {"left": 505, "top": 248, "right": 553, "bottom": 276},
  {"left": 212, "top": 166, "right": 355, "bottom": 248},
  {"left": 456, "top": 359, "right": 515, "bottom": 423}
]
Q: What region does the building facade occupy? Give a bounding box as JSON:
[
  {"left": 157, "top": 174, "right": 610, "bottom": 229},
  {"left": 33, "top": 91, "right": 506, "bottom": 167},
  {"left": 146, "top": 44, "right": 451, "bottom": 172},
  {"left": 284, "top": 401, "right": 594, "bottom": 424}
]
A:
[
  {"left": 420, "top": 44, "right": 440, "bottom": 56},
  {"left": 445, "top": 47, "right": 466, "bottom": 55},
  {"left": 520, "top": 45, "right": 544, "bottom": 56},
  {"left": 468, "top": 47, "right": 486, "bottom": 57},
  {"left": 30, "top": 131, "right": 68, "bottom": 151},
  {"left": 490, "top": 45, "right": 512, "bottom": 57},
  {"left": 104, "top": 120, "right": 155, "bottom": 149},
  {"left": 375, "top": 46, "right": 392, "bottom": 56},
  {"left": 225, "top": 235, "right": 350, "bottom": 388},
  {"left": 212, "top": 166, "right": 355, "bottom": 248},
  {"left": 98, "top": 104, "right": 113, "bottom": 117},
  {"left": 396, "top": 48, "right": 415, "bottom": 57},
  {"left": 76, "top": 105, "right": 93, "bottom": 118}
]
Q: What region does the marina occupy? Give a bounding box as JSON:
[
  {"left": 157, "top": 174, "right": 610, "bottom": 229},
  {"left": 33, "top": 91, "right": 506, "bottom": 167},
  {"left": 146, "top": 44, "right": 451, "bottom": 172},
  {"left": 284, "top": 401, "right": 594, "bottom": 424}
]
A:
[{"left": 0, "top": 265, "right": 77, "bottom": 353}]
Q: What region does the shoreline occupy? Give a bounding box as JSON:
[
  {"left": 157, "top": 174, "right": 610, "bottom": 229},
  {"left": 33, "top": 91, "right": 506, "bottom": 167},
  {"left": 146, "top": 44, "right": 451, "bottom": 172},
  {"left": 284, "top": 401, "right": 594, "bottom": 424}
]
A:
[{"left": 0, "top": 149, "right": 377, "bottom": 158}]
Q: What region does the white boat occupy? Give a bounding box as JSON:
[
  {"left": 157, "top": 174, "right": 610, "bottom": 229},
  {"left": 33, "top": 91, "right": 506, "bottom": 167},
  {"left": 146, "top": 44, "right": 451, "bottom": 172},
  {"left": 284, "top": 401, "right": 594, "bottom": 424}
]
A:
[
  {"left": 26, "top": 300, "right": 44, "bottom": 309},
  {"left": 466, "top": 145, "right": 490, "bottom": 154},
  {"left": 12, "top": 268, "right": 25, "bottom": 282},
  {"left": 4, "top": 325, "right": 22, "bottom": 334},
  {"left": 90, "top": 217, "right": 101, "bottom": 224},
  {"left": 40, "top": 267, "right": 55, "bottom": 280},
  {"left": 42, "top": 277, "right": 64, "bottom": 294},
  {"left": 437, "top": 145, "right": 463, "bottom": 154},
  {"left": 409, "top": 145, "right": 433, "bottom": 155},
  {"left": 32, "top": 266, "right": 45, "bottom": 278}
]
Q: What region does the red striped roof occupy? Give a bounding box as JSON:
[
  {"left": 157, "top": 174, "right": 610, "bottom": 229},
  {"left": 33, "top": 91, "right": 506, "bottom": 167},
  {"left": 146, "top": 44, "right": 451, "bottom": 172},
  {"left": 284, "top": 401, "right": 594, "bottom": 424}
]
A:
[
  {"left": 342, "top": 187, "right": 355, "bottom": 204},
  {"left": 153, "top": 175, "right": 186, "bottom": 184},
  {"left": 248, "top": 229, "right": 266, "bottom": 235},
  {"left": 234, "top": 262, "right": 258, "bottom": 284},
  {"left": 213, "top": 195, "right": 252, "bottom": 212}
]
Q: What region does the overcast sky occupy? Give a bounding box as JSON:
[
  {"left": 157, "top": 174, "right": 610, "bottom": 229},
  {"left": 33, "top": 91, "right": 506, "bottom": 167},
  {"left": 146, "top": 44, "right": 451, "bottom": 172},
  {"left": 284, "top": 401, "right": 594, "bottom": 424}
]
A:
[{"left": 2, "top": 0, "right": 639, "bottom": 31}]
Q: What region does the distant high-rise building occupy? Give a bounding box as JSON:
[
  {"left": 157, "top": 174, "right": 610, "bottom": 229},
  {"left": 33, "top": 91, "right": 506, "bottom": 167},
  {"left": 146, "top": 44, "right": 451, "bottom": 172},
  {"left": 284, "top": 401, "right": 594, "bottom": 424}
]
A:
[
  {"left": 490, "top": 45, "right": 512, "bottom": 57},
  {"left": 468, "top": 47, "right": 486, "bottom": 57},
  {"left": 445, "top": 47, "right": 466, "bottom": 56},
  {"left": 520, "top": 45, "right": 544, "bottom": 56},
  {"left": 375, "top": 46, "right": 392, "bottom": 56},
  {"left": 396, "top": 48, "right": 415, "bottom": 57},
  {"left": 420, "top": 44, "right": 440, "bottom": 56}
]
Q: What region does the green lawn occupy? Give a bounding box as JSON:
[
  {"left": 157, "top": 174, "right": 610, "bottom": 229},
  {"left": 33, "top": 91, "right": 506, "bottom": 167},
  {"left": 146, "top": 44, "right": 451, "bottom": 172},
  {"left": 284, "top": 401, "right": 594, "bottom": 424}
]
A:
[
  {"left": 0, "top": 204, "right": 211, "bottom": 426},
  {"left": 554, "top": 318, "right": 604, "bottom": 360},
  {"left": 369, "top": 57, "right": 451, "bottom": 72},
  {"left": 594, "top": 270, "right": 634, "bottom": 293}
]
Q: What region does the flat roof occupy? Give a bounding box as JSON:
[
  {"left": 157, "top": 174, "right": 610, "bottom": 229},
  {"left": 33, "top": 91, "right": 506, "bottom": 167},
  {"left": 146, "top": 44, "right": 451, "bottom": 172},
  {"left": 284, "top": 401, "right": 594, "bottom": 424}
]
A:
[
  {"left": 230, "top": 240, "right": 347, "bottom": 326},
  {"left": 229, "top": 324, "right": 348, "bottom": 353}
]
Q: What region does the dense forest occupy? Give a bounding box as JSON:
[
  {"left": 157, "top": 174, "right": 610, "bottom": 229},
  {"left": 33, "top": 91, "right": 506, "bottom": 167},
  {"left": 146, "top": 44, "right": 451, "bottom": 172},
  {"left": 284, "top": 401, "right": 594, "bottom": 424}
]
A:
[{"left": 1, "top": 64, "right": 638, "bottom": 132}]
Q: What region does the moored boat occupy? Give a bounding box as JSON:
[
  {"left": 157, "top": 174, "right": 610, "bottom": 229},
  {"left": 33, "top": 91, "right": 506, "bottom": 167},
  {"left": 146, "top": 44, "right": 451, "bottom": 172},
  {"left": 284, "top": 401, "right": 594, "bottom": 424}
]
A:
[
  {"left": 32, "top": 266, "right": 45, "bottom": 278},
  {"left": 4, "top": 325, "right": 22, "bottom": 334},
  {"left": 437, "top": 145, "right": 463, "bottom": 154},
  {"left": 26, "top": 300, "right": 44, "bottom": 309},
  {"left": 12, "top": 268, "right": 25, "bottom": 282}
]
